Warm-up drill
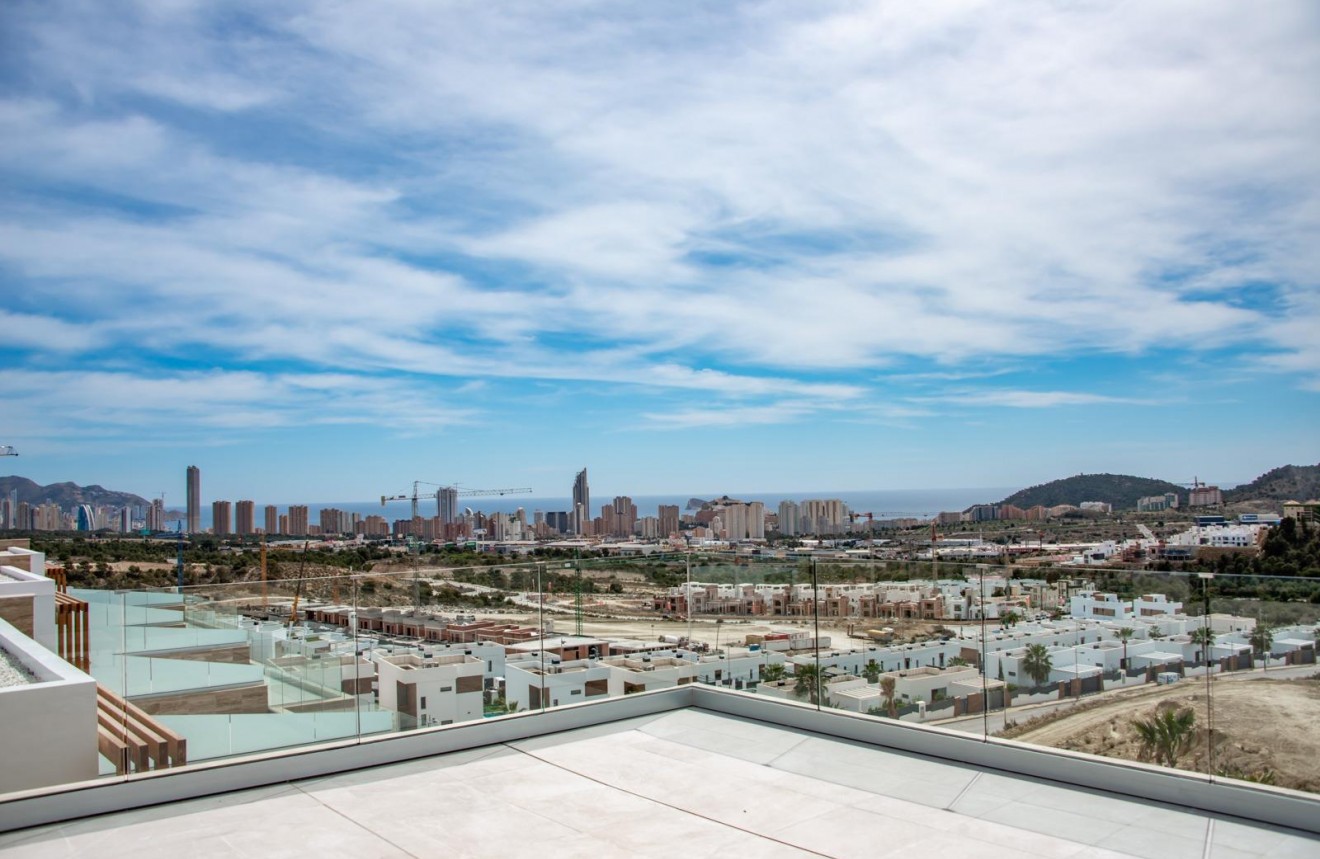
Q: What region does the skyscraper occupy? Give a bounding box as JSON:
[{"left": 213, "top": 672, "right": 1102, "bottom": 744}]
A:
[
  {"left": 572, "top": 468, "right": 590, "bottom": 535},
  {"left": 287, "top": 505, "right": 309, "bottom": 536},
  {"left": 212, "top": 500, "right": 232, "bottom": 535},
  {"left": 438, "top": 486, "right": 459, "bottom": 525},
  {"left": 186, "top": 465, "right": 201, "bottom": 533},
  {"left": 777, "top": 500, "right": 800, "bottom": 537},
  {"left": 235, "top": 500, "right": 255, "bottom": 535},
  {"left": 747, "top": 501, "right": 765, "bottom": 540},
  {"left": 264, "top": 505, "right": 279, "bottom": 535},
  {"left": 611, "top": 496, "right": 637, "bottom": 537},
  {"left": 658, "top": 504, "right": 680, "bottom": 538}
]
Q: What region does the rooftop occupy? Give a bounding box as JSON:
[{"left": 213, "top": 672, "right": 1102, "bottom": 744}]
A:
[{"left": 1, "top": 694, "right": 1315, "bottom": 858}]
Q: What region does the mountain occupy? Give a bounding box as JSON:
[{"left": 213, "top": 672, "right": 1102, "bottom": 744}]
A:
[
  {"left": 1224, "top": 464, "right": 1320, "bottom": 503},
  {"left": 0, "top": 476, "right": 150, "bottom": 509},
  {"left": 998, "top": 473, "right": 1185, "bottom": 511}
]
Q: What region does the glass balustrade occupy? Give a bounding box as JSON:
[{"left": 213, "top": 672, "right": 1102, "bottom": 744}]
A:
[{"left": 3, "top": 544, "right": 1317, "bottom": 807}]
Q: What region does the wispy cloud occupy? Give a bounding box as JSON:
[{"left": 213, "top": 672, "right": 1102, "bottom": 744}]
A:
[
  {"left": 914, "top": 389, "right": 1158, "bottom": 409},
  {"left": 0, "top": 1, "right": 1316, "bottom": 489}
]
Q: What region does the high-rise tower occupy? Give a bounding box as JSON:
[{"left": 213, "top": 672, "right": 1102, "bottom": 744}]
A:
[
  {"left": 235, "top": 500, "right": 255, "bottom": 535},
  {"left": 438, "top": 486, "right": 459, "bottom": 525},
  {"left": 186, "top": 465, "right": 201, "bottom": 533},
  {"left": 212, "top": 500, "right": 232, "bottom": 535},
  {"left": 571, "top": 468, "right": 590, "bottom": 535}
]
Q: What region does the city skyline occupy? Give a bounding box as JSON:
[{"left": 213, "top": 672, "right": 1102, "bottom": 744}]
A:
[{"left": 1, "top": 3, "right": 1317, "bottom": 501}]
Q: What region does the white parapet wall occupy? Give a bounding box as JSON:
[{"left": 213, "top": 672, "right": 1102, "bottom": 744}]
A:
[
  {"left": 0, "top": 561, "right": 57, "bottom": 653},
  {"left": 0, "top": 618, "right": 98, "bottom": 794}
]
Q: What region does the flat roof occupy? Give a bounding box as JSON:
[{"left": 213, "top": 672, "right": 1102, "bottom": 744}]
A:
[{"left": 4, "top": 708, "right": 1313, "bottom": 857}]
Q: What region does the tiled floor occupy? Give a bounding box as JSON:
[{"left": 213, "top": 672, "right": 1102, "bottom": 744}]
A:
[{"left": 1, "top": 710, "right": 1316, "bottom": 858}]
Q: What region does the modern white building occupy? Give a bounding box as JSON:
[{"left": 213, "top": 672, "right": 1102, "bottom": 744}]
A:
[{"left": 373, "top": 651, "right": 484, "bottom": 728}]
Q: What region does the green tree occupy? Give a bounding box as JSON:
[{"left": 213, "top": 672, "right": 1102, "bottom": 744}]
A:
[
  {"left": 1133, "top": 707, "right": 1196, "bottom": 768},
  {"left": 1000, "top": 610, "right": 1022, "bottom": 629},
  {"left": 760, "top": 663, "right": 786, "bottom": 682},
  {"left": 793, "top": 663, "right": 823, "bottom": 705},
  {"left": 879, "top": 675, "right": 898, "bottom": 718},
  {"left": 862, "top": 659, "right": 881, "bottom": 684},
  {"left": 1022, "top": 644, "right": 1053, "bottom": 688},
  {"left": 1116, "top": 627, "right": 1135, "bottom": 671},
  {"left": 1249, "top": 625, "right": 1274, "bottom": 670},
  {"left": 1189, "top": 626, "right": 1216, "bottom": 663}
]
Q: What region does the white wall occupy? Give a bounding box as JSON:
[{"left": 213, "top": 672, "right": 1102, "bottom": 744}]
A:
[
  {"left": 0, "top": 564, "right": 57, "bottom": 652},
  {"left": 0, "top": 618, "right": 98, "bottom": 794}
]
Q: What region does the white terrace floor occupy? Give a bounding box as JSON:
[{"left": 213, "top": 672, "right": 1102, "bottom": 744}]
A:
[{"left": 1, "top": 709, "right": 1316, "bottom": 859}]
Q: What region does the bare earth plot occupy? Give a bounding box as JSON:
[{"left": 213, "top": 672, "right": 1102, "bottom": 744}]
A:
[{"left": 1009, "top": 676, "right": 1320, "bottom": 792}]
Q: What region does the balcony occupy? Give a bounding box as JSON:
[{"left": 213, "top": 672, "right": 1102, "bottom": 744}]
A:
[{"left": 0, "top": 550, "right": 1317, "bottom": 856}]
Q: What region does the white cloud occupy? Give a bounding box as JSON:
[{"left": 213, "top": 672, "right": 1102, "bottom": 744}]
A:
[
  {"left": 1, "top": 0, "right": 1318, "bottom": 419},
  {"left": 915, "top": 389, "right": 1157, "bottom": 409},
  {"left": 0, "top": 369, "right": 482, "bottom": 436}
]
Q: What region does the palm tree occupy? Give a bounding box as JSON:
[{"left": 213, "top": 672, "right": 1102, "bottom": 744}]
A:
[
  {"left": 761, "top": 663, "right": 786, "bottom": 682},
  {"left": 1116, "top": 627, "right": 1135, "bottom": 672},
  {"left": 793, "top": 663, "right": 822, "bottom": 705},
  {"left": 879, "top": 675, "right": 898, "bottom": 718},
  {"left": 1189, "top": 626, "right": 1216, "bottom": 665},
  {"left": 1000, "top": 610, "right": 1021, "bottom": 629},
  {"left": 1249, "top": 625, "right": 1274, "bottom": 671},
  {"left": 862, "top": 659, "right": 881, "bottom": 684},
  {"left": 1021, "top": 644, "right": 1053, "bottom": 689},
  {"left": 1133, "top": 707, "right": 1196, "bottom": 768}
]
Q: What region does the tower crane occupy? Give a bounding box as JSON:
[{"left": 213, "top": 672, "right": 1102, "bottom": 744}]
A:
[{"left": 380, "top": 481, "right": 532, "bottom": 519}]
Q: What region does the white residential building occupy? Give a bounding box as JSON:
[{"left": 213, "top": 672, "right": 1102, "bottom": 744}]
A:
[{"left": 374, "top": 651, "right": 484, "bottom": 728}]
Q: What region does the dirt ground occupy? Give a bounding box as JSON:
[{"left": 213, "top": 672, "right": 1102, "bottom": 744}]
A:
[{"left": 1008, "top": 676, "right": 1320, "bottom": 792}]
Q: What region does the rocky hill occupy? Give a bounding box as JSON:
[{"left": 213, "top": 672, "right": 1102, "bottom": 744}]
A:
[
  {"left": 1224, "top": 464, "right": 1320, "bottom": 503},
  {"left": 999, "top": 473, "right": 1185, "bottom": 511},
  {"left": 0, "top": 476, "right": 150, "bottom": 510}
]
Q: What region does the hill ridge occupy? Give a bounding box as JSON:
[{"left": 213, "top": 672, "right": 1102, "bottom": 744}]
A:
[{"left": 0, "top": 476, "right": 150, "bottom": 510}]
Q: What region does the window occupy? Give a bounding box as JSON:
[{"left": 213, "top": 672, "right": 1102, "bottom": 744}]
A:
[
  {"left": 440, "top": 685, "right": 452, "bottom": 692},
  {"left": 570, "top": 689, "right": 581, "bottom": 695},
  {"left": 420, "top": 696, "right": 427, "bottom": 709}
]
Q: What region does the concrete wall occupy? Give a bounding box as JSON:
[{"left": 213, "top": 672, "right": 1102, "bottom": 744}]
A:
[
  {"left": 0, "top": 618, "right": 98, "bottom": 794},
  {"left": 0, "top": 565, "right": 56, "bottom": 652}
]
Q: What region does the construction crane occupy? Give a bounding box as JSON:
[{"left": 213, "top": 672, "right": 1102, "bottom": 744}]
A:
[
  {"left": 0, "top": 445, "right": 17, "bottom": 457},
  {"left": 380, "top": 481, "right": 532, "bottom": 519}
]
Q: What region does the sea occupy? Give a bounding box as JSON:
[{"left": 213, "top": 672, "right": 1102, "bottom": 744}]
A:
[{"left": 194, "top": 488, "right": 1015, "bottom": 530}]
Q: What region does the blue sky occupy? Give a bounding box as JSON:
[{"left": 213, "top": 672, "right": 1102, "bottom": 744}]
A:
[{"left": 1, "top": 1, "right": 1317, "bottom": 504}]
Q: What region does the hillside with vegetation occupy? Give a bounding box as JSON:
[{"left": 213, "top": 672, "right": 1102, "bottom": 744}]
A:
[
  {"left": 999, "top": 473, "right": 1185, "bottom": 511},
  {"left": 1224, "top": 464, "right": 1320, "bottom": 503},
  {"left": 0, "top": 476, "right": 149, "bottom": 509}
]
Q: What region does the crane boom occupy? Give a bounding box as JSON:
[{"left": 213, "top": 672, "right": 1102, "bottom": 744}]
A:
[{"left": 381, "top": 482, "right": 532, "bottom": 519}]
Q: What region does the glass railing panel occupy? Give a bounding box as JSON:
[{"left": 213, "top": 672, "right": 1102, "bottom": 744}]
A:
[
  {"left": 805, "top": 558, "right": 990, "bottom": 738},
  {"left": 663, "top": 554, "right": 802, "bottom": 698},
  {"left": 987, "top": 568, "right": 1208, "bottom": 776},
  {"left": 1201, "top": 571, "right": 1319, "bottom": 793},
  {"left": 348, "top": 559, "right": 539, "bottom": 727}
]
